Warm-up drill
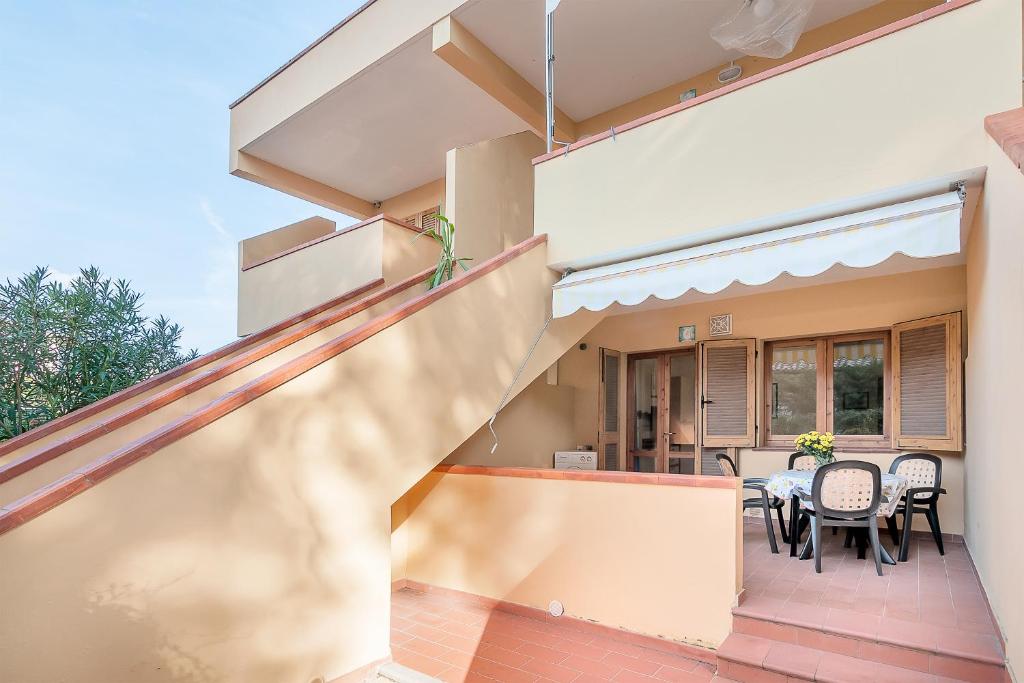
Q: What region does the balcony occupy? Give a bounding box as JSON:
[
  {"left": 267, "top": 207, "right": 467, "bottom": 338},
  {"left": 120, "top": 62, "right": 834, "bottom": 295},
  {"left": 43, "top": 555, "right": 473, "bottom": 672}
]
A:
[
  {"left": 533, "top": 0, "right": 1021, "bottom": 269},
  {"left": 237, "top": 214, "right": 435, "bottom": 335}
]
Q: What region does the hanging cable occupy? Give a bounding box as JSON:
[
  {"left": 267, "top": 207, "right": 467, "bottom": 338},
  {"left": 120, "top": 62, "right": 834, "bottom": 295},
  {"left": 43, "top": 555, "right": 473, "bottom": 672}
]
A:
[{"left": 488, "top": 314, "right": 553, "bottom": 454}]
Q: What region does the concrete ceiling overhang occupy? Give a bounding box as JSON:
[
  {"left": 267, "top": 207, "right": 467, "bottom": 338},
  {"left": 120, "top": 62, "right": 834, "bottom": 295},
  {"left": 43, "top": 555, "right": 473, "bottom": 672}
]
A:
[
  {"left": 233, "top": 0, "right": 882, "bottom": 214},
  {"left": 240, "top": 31, "right": 528, "bottom": 204}
]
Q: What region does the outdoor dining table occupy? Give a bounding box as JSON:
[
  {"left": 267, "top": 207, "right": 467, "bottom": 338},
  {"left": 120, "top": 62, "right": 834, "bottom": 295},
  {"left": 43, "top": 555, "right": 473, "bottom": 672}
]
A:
[{"left": 765, "top": 469, "right": 909, "bottom": 564}]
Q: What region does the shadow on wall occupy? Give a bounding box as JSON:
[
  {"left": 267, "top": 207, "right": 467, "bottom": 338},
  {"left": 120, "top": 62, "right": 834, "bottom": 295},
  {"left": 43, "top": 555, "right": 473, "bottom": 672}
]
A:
[{"left": 1, "top": 242, "right": 585, "bottom": 681}]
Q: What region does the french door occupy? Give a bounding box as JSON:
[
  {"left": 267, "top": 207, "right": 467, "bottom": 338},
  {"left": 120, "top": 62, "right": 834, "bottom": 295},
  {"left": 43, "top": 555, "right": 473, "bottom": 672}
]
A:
[{"left": 625, "top": 350, "right": 698, "bottom": 474}]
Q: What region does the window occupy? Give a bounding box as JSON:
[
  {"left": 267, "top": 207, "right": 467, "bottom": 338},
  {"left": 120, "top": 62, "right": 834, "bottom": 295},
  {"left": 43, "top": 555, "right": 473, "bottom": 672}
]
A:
[{"left": 765, "top": 333, "right": 889, "bottom": 446}]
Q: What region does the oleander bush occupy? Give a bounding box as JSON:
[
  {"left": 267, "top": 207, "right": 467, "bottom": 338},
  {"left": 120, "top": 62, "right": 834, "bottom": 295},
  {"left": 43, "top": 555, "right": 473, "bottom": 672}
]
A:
[{"left": 0, "top": 266, "right": 198, "bottom": 441}]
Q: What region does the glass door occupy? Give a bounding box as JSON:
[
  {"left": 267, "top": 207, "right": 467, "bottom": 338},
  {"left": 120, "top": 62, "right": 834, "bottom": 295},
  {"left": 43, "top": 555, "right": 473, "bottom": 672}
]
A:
[{"left": 627, "top": 350, "right": 697, "bottom": 473}]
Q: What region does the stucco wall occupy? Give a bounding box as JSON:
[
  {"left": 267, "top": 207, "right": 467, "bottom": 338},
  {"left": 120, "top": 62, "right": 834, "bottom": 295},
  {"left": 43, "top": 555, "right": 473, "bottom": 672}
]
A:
[
  {"left": 575, "top": 0, "right": 941, "bottom": 138},
  {"left": 380, "top": 178, "right": 445, "bottom": 221},
  {"left": 445, "top": 131, "right": 545, "bottom": 266},
  {"left": 0, "top": 241, "right": 601, "bottom": 683},
  {"left": 238, "top": 216, "right": 336, "bottom": 270},
  {"left": 965, "top": 138, "right": 1024, "bottom": 680},
  {"left": 535, "top": 0, "right": 1022, "bottom": 267},
  {"left": 558, "top": 266, "right": 968, "bottom": 534},
  {"left": 395, "top": 469, "right": 742, "bottom": 648},
  {"left": 237, "top": 218, "right": 437, "bottom": 337},
  {"left": 444, "top": 374, "right": 577, "bottom": 468}
]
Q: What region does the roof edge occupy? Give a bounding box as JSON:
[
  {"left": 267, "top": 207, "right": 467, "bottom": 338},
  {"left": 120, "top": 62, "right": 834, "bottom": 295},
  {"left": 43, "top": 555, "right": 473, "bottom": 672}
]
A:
[{"left": 229, "top": 0, "right": 380, "bottom": 110}]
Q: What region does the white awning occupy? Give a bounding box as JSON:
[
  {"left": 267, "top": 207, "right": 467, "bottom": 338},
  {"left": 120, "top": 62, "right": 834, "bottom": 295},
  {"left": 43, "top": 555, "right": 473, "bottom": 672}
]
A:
[{"left": 552, "top": 192, "right": 963, "bottom": 318}]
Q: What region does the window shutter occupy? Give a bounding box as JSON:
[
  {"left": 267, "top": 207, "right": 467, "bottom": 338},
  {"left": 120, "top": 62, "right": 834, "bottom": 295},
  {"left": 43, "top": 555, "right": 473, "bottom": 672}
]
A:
[
  {"left": 892, "top": 312, "right": 962, "bottom": 450},
  {"left": 598, "top": 349, "right": 621, "bottom": 470},
  {"left": 403, "top": 206, "right": 441, "bottom": 231},
  {"left": 701, "top": 339, "right": 756, "bottom": 447},
  {"left": 420, "top": 208, "right": 440, "bottom": 232}
]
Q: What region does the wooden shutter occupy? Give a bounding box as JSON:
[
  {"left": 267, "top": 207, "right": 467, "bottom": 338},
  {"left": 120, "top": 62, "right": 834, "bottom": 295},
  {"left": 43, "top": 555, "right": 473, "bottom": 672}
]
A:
[
  {"left": 700, "top": 339, "right": 756, "bottom": 448},
  {"left": 892, "top": 312, "right": 962, "bottom": 450},
  {"left": 598, "top": 349, "right": 621, "bottom": 470},
  {"left": 404, "top": 206, "right": 442, "bottom": 230}
]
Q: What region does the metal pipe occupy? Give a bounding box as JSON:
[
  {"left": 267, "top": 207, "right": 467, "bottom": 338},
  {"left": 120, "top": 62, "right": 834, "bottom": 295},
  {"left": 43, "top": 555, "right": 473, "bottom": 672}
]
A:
[{"left": 545, "top": 10, "right": 554, "bottom": 153}]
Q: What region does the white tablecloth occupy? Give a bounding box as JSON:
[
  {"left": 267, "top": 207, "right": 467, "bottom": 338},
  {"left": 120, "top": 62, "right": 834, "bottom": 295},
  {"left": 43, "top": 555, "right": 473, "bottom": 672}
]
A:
[{"left": 765, "top": 469, "right": 908, "bottom": 517}]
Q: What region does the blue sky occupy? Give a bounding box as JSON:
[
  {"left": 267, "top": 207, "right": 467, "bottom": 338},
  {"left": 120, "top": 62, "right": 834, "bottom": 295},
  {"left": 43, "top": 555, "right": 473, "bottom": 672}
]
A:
[{"left": 0, "top": 1, "right": 365, "bottom": 352}]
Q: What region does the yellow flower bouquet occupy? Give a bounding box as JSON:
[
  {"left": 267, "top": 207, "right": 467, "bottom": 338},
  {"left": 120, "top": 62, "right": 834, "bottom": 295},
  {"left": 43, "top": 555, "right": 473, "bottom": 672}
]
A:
[{"left": 795, "top": 431, "right": 836, "bottom": 467}]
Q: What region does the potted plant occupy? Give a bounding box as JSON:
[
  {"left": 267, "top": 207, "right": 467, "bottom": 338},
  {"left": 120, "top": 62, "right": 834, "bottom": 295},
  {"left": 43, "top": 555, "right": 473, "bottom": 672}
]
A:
[
  {"left": 414, "top": 214, "right": 472, "bottom": 290},
  {"left": 795, "top": 431, "right": 836, "bottom": 467}
]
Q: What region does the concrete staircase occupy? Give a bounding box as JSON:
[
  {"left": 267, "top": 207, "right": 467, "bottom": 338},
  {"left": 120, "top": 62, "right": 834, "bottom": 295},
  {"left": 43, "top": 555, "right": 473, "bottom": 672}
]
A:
[{"left": 0, "top": 235, "right": 602, "bottom": 682}]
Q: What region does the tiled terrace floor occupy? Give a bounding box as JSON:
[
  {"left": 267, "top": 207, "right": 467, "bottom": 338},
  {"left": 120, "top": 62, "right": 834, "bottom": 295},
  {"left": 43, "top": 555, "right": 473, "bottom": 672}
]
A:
[
  {"left": 390, "top": 586, "right": 717, "bottom": 683},
  {"left": 728, "top": 519, "right": 1006, "bottom": 681},
  {"left": 390, "top": 522, "right": 1005, "bottom": 682},
  {"left": 740, "top": 519, "right": 1000, "bottom": 642}
]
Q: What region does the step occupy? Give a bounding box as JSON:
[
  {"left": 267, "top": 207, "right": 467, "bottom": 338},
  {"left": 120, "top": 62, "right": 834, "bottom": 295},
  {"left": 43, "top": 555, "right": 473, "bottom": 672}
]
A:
[
  {"left": 375, "top": 662, "right": 442, "bottom": 683},
  {"left": 727, "top": 603, "right": 1007, "bottom": 683},
  {"left": 718, "top": 632, "right": 994, "bottom": 683}
]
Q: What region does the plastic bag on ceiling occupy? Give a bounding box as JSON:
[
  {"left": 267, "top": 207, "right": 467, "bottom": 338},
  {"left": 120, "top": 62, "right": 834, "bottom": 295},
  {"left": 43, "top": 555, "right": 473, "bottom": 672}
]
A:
[{"left": 711, "top": 0, "right": 816, "bottom": 59}]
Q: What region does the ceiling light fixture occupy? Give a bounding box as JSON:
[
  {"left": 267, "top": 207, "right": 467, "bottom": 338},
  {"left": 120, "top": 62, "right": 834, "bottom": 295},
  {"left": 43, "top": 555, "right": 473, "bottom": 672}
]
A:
[{"left": 718, "top": 61, "right": 743, "bottom": 84}]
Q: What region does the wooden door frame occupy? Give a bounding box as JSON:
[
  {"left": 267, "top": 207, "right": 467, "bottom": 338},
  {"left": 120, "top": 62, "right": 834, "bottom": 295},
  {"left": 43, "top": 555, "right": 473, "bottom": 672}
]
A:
[
  {"left": 625, "top": 348, "right": 697, "bottom": 473},
  {"left": 597, "top": 348, "right": 622, "bottom": 470}
]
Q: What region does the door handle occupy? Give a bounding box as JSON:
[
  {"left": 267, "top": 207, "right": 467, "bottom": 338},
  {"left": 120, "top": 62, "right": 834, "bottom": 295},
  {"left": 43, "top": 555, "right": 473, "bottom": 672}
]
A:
[
  {"left": 701, "top": 397, "right": 714, "bottom": 406},
  {"left": 664, "top": 432, "right": 676, "bottom": 436}
]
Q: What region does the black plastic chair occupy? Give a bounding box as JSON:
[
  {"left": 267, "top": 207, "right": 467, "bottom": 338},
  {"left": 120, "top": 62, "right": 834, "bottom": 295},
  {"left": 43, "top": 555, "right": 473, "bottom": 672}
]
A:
[
  {"left": 886, "top": 453, "right": 947, "bottom": 562},
  {"left": 717, "top": 453, "right": 789, "bottom": 554},
  {"left": 799, "top": 460, "right": 884, "bottom": 575}
]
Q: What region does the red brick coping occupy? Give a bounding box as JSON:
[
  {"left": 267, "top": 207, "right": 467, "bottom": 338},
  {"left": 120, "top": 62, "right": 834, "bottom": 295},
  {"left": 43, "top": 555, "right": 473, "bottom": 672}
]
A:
[
  {"left": 0, "top": 268, "right": 438, "bottom": 487},
  {"left": 241, "top": 214, "right": 422, "bottom": 271},
  {"left": 532, "top": 0, "right": 979, "bottom": 166},
  {"left": 0, "top": 277, "right": 389, "bottom": 462},
  {"left": 0, "top": 235, "right": 547, "bottom": 537},
  {"left": 434, "top": 464, "right": 741, "bottom": 489},
  {"left": 985, "top": 107, "right": 1024, "bottom": 170}
]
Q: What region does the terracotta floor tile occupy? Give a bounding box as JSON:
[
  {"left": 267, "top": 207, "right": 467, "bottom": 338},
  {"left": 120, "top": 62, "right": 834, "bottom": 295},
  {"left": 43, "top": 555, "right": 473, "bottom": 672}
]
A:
[
  {"left": 521, "top": 657, "right": 582, "bottom": 683},
  {"left": 478, "top": 643, "right": 533, "bottom": 668},
  {"left": 762, "top": 642, "right": 820, "bottom": 679},
  {"left": 611, "top": 670, "right": 656, "bottom": 683},
  {"left": 562, "top": 653, "right": 621, "bottom": 679},
  {"left": 814, "top": 652, "right": 879, "bottom": 683},
  {"left": 602, "top": 652, "right": 661, "bottom": 676},
  {"left": 823, "top": 609, "right": 880, "bottom": 639},
  {"left": 651, "top": 664, "right": 709, "bottom": 682}
]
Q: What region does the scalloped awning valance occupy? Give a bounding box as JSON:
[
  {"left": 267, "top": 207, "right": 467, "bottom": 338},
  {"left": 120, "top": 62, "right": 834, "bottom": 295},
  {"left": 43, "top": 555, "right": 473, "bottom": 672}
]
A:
[{"left": 552, "top": 192, "right": 963, "bottom": 318}]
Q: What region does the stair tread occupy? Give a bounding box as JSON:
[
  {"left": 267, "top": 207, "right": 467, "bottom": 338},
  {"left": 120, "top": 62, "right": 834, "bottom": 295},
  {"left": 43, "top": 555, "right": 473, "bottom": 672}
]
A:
[
  {"left": 717, "top": 632, "right": 1002, "bottom": 683},
  {"left": 732, "top": 600, "right": 1005, "bottom": 665}
]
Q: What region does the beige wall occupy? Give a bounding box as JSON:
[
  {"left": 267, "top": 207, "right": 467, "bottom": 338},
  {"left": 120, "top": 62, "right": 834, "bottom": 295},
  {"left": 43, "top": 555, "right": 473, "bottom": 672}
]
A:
[
  {"left": 380, "top": 178, "right": 446, "bottom": 221},
  {"left": 576, "top": 0, "right": 940, "bottom": 138},
  {"left": 559, "top": 266, "right": 968, "bottom": 534},
  {"left": 238, "top": 216, "right": 335, "bottom": 270},
  {"left": 446, "top": 131, "right": 545, "bottom": 266},
  {"left": 237, "top": 218, "right": 437, "bottom": 336},
  {"left": 444, "top": 373, "right": 577, "bottom": 468},
  {"left": 0, "top": 241, "right": 601, "bottom": 682},
  {"left": 535, "top": 0, "right": 1022, "bottom": 267},
  {"left": 965, "top": 138, "right": 1024, "bottom": 679},
  {"left": 395, "top": 469, "right": 742, "bottom": 648}
]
